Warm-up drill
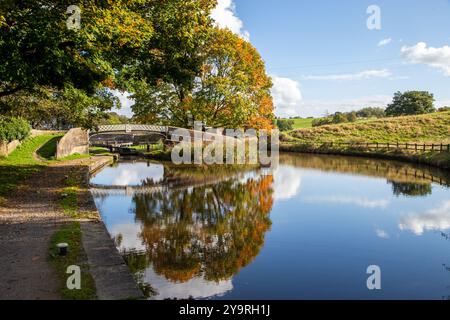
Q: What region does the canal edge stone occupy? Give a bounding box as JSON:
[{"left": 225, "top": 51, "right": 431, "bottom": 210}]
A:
[{"left": 81, "top": 156, "right": 143, "bottom": 300}]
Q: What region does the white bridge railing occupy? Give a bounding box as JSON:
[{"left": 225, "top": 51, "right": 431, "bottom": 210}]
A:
[{"left": 93, "top": 124, "right": 169, "bottom": 134}]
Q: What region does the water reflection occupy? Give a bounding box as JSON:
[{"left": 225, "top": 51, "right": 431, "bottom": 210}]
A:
[
  {"left": 92, "top": 154, "right": 450, "bottom": 299},
  {"left": 389, "top": 181, "right": 432, "bottom": 197},
  {"left": 98, "top": 167, "right": 273, "bottom": 299},
  {"left": 399, "top": 201, "right": 450, "bottom": 235}
]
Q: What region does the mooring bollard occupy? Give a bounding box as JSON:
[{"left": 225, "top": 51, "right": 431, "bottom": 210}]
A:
[{"left": 57, "top": 243, "right": 69, "bottom": 256}]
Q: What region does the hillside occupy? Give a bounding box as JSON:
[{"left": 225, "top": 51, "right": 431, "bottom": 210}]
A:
[{"left": 287, "top": 111, "right": 450, "bottom": 144}]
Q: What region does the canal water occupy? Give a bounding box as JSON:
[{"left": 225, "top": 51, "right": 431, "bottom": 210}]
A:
[{"left": 90, "top": 154, "right": 450, "bottom": 300}]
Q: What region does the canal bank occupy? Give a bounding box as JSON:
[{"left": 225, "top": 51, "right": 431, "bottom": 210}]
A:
[
  {"left": 280, "top": 143, "right": 450, "bottom": 170},
  {"left": 0, "top": 138, "right": 142, "bottom": 299}
]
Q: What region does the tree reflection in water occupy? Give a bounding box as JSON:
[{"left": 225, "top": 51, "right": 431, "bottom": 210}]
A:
[
  {"left": 389, "top": 181, "right": 433, "bottom": 197},
  {"left": 120, "top": 171, "right": 274, "bottom": 298}
]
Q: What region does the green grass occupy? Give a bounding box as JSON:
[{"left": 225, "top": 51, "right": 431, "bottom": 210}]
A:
[
  {"left": 49, "top": 222, "right": 97, "bottom": 300},
  {"left": 278, "top": 118, "right": 314, "bottom": 129},
  {"left": 290, "top": 118, "right": 314, "bottom": 129},
  {"left": 36, "top": 135, "right": 63, "bottom": 160},
  {"left": 59, "top": 153, "right": 90, "bottom": 161},
  {"left": 37, "top": 135, "right": 90, "bottom": 161},
  {"left": 0, "top": 134, "right": 60, "bottom": 199},
  {"left": 89, "top": 146, "right": 113, "bottom": 156},
  {"left": 287, "top": 111, "right": 450, "bottom": 144}
]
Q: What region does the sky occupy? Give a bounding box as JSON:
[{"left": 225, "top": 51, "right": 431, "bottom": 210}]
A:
[{"left": 115, "top": 0, "right": 450, "bottom": 118}]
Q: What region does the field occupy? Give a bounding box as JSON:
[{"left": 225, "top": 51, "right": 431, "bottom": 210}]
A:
[{"left": 285, "top": 111, "right": 450, "bottom": 144}]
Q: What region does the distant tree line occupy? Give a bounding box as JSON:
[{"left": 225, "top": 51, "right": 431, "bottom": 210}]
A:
[
  {"left": 311, "top": 107, "right": 385, "bottom": 127},
  {"left": 277, "top": 90, "right": 448, "bottom": 131}
]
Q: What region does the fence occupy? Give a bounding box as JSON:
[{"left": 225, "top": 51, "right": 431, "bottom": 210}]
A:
[{"left": 282, "top": 141, "right": 450, "bottom": 153}]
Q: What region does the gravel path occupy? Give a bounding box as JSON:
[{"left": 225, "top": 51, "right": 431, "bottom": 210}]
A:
[{"left": 0, "top": 158, "right": 98, "bottom": 300}]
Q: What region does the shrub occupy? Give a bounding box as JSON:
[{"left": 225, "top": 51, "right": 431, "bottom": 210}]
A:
[
  {"left": 0, "top": 116, "right": 31, "bottom": 142},
  {"left": 276, "top": 119, "right": 295, "bottom": 131}
]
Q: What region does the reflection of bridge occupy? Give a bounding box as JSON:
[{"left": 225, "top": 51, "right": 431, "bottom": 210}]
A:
[
  {"left": 90, "top": 185, "right": 168, "bottom": 196},
  {"left": 90, "top": 169, "right": 255, "bottom": 197}
]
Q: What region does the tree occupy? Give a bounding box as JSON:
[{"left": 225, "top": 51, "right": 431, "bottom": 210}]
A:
[
  {"left": 0, "top": 1, "right": 154, "bottom": 97},
  {"left": 100, "top": 112, "right": 130, "bottom": 125},
  {"left": 347, "top": 112, "right": 358, "bottom": 122},
  {"left": 276, "top": 119, "right": 294, "bottom": 131},
  {"left": 356, "top": 107, "right": 385, "bottom": 118},
  {"left": 332, "top": 112, "right": 348, "bottom": 124},
  {"left": 132, "top": 28, "right": 275, "bottom": 130},
  {"left": 385, "top": 91, "right": 435, "bottom": 116},
  {"left": 0, "top": 86, "right": 118, "bottom": 129},
  {"left": 124, "top": 0, "right": 217, "bottom": 126},
  {"left": 194, "top": 28, "right": 274, "bottom": 130}
]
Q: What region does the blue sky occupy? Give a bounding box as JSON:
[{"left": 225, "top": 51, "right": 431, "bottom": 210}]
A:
[{"left": 116, "top": 0, "right": 450, "bottom": 118}]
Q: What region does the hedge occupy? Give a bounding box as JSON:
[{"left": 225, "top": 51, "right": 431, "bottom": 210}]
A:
[{"left": 0, "top": 116, "right": 31, "bottom": 143}]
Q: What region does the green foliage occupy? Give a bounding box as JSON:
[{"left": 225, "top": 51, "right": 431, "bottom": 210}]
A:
[
  {"left": 99, "top": 112, "right": 130, "bottom": 125},
  {"left": 312, "top": 108, "right": 383, "bottom": 127},
  {"left": 132, "top": 28, "right": 274, "bottom": 130},
  {"left": 0, "top": 1, "right": 154, "bottom": 97},
  {"left": 438, "top": 106, "right": 450, "bottom": 112},
  {"left": 386, "top": 91, "right": 435, "bottom": 116},
  {"left": 49, "top": 222, "right": 97, "bottom": 300},
  {"left": 0, "top": 86, "right": 118, "bottom": 130},
  {"left": 356, "top": 107, "right": 385, "bottom": 118},
  {"left": 276, "top": 119, "right": 295, "bottom": 131},
  {"left": 0, "top": 116, "right": 30, "bottom": 142}
]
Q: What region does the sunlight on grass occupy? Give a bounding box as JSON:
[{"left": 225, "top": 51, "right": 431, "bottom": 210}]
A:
[
  {"left": 49, "top": 222, "right": 97, "bottom": 300},
  {"left": 0, "top": 134, "right": 60, "bottom": 198}
]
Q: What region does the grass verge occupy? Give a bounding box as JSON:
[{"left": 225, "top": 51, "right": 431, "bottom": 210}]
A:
[
  {"left": 286, "top": 111, "right": 450, "bottom": 144},
  {"left": 0, "top": 134, "right": 60, "bottom": 200},
  {"left": 49, "top": 222, "right": 97, "bottom": 300}
]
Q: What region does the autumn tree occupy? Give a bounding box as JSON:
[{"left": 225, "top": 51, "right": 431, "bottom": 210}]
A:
[
  {"left": 132, "top": 28, "right": 274, "bottom": 130},
  {"left": 193, "top": 28, "right": 274, "bottom": 130}
]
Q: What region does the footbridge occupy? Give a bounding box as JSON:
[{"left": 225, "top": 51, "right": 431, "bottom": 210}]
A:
[{"left": 89, "top": 124, "right": 228, "bottom": 148}]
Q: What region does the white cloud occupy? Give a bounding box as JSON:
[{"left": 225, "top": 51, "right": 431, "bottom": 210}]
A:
[
  {"left": 111, "top": 89, "right": 135, "bottom": 117},
  {"left": 375, "top": 229, "right": 390, "bottom": 239},
  {"left": 377, "top": 38, "right": 392, "bottom": 47},
  {"left": 303, "top": 195, "right": 390, "bottom": 209},
  {"left": 273, "top": 167, "right": 302, "bottom": 200},
  {"left": 304, "top": 69, "right": 392, "bottom": 81},
  {"left": 271, "top": 76, "right": 303, "bottom": 117},
  {"left": 211, "top": 0, "right": 249, "bottom": 40},
  {"left": 110, "top": 223, "right": 146, "bottom": 252},
  {"left": 91, "top": 162, "right": 165, "bottom": 187},
  {"left": 399, "top": 201, "right": 450, "bottom": 235},
  {"left": 401, "top": 42, "right": 450, "bottom": 76},
  {"left": 144, "top": 268, "right": 233, "bottom": 300}
]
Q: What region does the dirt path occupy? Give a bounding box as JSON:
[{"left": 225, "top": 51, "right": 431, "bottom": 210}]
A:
[{"left": 0, "top": 158, "right": 100, "bottom": 300}]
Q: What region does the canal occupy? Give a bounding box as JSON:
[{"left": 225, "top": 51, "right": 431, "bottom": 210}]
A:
[{"left": 90, "top": 153, "right": 450, "bottom": 300}]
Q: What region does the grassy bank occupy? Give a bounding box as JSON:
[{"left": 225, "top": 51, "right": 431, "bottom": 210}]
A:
[
  {"left": 49, "top": 222, "right": 97, "bottom": 300},
  {"left": 285, "top": 111, "right": 450, "bottom": 144},
  {"left": 280, "top": 112, "right": 450, "bottom": 169},
  {"left": 0, "top": 134, "right": 60, "bottom": 199}
]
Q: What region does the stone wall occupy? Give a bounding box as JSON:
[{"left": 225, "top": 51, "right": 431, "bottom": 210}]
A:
[
  {"left": 56, "top": 128, "right": 89, "bottom": 159},
  {"left": 0, "top": 140, "right": 21, "bottom": 157}
]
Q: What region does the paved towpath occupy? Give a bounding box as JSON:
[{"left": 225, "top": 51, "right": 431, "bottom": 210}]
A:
[{"left": 0, "top": 156, "right": 142, "bottom": 300}]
